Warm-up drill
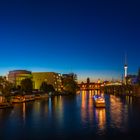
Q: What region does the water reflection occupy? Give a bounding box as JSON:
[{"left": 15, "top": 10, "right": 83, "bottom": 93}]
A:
[
  {"left": 81, "top": 90, "right": 94, "bottom": 127},
  {"left": 95, "top": 108, "right": 106, "bottom": 132},
  {"left": 49, "top": 97, "right": 52, "bottom": 113},
  {"left": 109, "top": 95, "right": 128, "bottom": 130},
  {"left": 80, "top": 91, "right": 129, "bottom": 133},
  {"left": 88, "top": 91, "right": 94, "bottom": 123},
  {"left": 22, "top": 103, "right": 26, "bottom": 125},
  {"left": 53, "top": 96, "right": 63, "bottom": 118},
  {"left": 0, "top": 91, "right": 137, "bottom": 139},
  {"left": 80, "top": 90, "right": 107, "bottom": 135},
  {"left": 81, "top": 90, "right": 87, "bottom": 124},
  {"left": 126, "top": 96, "right": 133, "bottom": 105}
]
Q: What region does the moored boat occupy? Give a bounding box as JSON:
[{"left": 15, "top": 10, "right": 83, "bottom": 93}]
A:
[
  {"left": 0, "top": 102, "right": 13, "bottom": 109},
  {"left": 11, "top": 96, "right": 25, "bottom": 103},
  {"left": 24, "top": 95, "right": 35, "bottom": 102}
]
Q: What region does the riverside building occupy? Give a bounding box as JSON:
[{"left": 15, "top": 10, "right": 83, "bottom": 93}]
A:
[
  {"left": 32, "top": 72, "right": 62, "bottom": 92},
  {"left": 8, "top": 70, "right": 32, "bottom": 87}
]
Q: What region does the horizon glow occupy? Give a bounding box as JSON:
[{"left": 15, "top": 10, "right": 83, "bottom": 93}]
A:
[{"left": 0, "top": 0, "right": 139, "bottom": 81}]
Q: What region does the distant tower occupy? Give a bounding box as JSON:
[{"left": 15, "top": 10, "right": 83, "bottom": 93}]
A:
[
  {"left": 124, "top": 64, "right": 128, "bottom": 78},
  {"left": 124, "top": 53, "right": 128, "bottom": 84},
  {"left": 87, "top": 77, "right": 90, "bottom": 84}
]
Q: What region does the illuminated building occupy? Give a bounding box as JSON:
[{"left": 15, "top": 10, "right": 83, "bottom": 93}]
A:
[
  {"left": 62, "top": 73, "right": 77, "bottom": 81},
  {"left": 8, "top": 70, "right": 32, "bottom": 87},
  {"left": 32, "top": 72, "right": 62, "bottom": 91},
  {"left": 126, "top": 75, "right": 138, "bottom": 85}
]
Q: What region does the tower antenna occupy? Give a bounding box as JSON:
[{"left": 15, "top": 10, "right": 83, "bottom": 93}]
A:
[{"left": 125, "top": 52, "right": 127, "bottom": 65}]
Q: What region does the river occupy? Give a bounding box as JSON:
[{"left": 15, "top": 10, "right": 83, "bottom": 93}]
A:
[{"left": 0, "top": 91, "right": 140, "bottom": 140}]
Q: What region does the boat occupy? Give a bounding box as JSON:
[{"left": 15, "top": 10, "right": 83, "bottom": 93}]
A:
[
  {"left": 35, "top": 94, "right": 42, "bottom": 99},
  {"left": 93, "top": 95, "right": 106, "bottom": 108},
  {"left": 0, "top": 102, "right": 13, "bottom": 109},
  {"left": 24, "top": 95, "right": 35, "bottom": 102},
  {"left": 11, "top": 96, "right": 25, "bottom": 103},
  {"left": 11, "top": 95, "right": 35, "bottom": 103}
]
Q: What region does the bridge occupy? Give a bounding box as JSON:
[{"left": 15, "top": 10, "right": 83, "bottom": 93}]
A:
[
  {"left": 78, "top": 78, "right": 102, "bottom": 93},
  {"left": 78, "top": 82, "right": 101, "bottom": 91}
]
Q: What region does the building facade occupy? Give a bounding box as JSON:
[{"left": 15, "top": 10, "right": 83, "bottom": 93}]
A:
[
  {"left": 62, "top": 73, "right": 77, "bottom": 81},
  {"left": 8, "top": 70, "right": 32, "bottom": 87},
  {"left": 32, "top": 72, "right": 62, "bottom": 92}
]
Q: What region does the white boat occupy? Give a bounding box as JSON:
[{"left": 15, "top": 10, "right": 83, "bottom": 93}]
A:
[{"left": 93, "top": 95, "right": 106, "bottom": 108}]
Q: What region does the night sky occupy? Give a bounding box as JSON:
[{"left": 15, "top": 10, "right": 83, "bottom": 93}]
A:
[{"left": 0, "top": 0, "right": 140, "bottom": 82}]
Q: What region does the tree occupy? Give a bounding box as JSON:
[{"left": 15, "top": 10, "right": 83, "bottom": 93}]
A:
[
  {"left": 40, "top": 81, "right": 48, "bottom": 92},
  {"left": 62, "top": 77, "right": 78, "bottom": 94},
  {"left": 47, "top": 84, "right": 55, "bottom": 92},
  {"left": 20, "top": 78, "right": 33, "bottom": 93},
  {"left": 2, "top": 82, "right": 13, "bottom": 96},
  {"left": 0, "top": 76, "right": 13, "bottom": 101},
  {"left": 40, "top": 82, "right": 55, "bottom": 93}
]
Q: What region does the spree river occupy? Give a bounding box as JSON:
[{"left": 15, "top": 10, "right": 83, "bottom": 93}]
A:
[{"left": 1, "top": 91, "right": 140, "bottom": 140}]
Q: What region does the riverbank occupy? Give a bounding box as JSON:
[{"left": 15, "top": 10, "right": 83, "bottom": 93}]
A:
[{"left": 0, "top": 91, "right": 77, "bottom": 108}]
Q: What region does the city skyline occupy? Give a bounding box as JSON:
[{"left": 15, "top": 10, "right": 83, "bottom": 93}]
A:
[
  {"left": 0, "top": 0, "right": 140, "bottom": 81},
  {"left": 0, "top": 67, "right": 134, "bottom": 83}
]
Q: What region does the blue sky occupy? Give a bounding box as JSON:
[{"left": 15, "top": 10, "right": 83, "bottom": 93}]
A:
[{"left": 0, "top": 0, "right": 140, "bottom": 82}]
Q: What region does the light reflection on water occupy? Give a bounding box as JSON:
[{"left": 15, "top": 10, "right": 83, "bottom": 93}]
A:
[
  {"left": 52, "top": 96, "right": 64, "bottom": 126},
  {"left": 81, "top": 90, "right": 87, "bottom": 125},
  {"left": 80, "top": 91, "right": 130, "bottom": 133},
  {"left": 109, "top": 95, "right": 124, "bottom": 129},
  {"left": 80, "top": 90, "right": 106, "bottom": 134},
  {"left": 22, "top": 102, "right": 26, "bottom": 125},
  {"left": 81, "top": 90, "right": 94, "bottom": 126},
  {"left": 1, "top": 91, "right": 140, "bottom": 139},
  {"left": 95, "top": 108, "right": 106, "bottom": 134}
]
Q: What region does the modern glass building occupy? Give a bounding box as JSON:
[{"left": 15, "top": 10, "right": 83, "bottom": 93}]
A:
[{"left": 8, "top": 70, "right": 32, "bottom": 87}]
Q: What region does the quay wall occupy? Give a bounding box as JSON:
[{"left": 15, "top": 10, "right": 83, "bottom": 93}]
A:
[{"left": 101, "top": 85, "right": 140, "bottom": 97}]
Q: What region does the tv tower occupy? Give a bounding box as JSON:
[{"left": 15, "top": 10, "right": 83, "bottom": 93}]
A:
[{"left": 124, "top": 53, "right": 128, "bottom": 84}]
